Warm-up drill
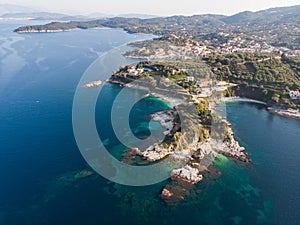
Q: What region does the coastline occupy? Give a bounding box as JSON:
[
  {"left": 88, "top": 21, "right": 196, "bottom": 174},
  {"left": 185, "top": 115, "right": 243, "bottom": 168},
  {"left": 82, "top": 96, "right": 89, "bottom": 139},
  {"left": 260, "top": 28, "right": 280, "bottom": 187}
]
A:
[
  {"left": 267, "top": 107, "right": 300, "bottom": 120},
  {"left": 15, "top": 26, "right": 112, "bottom": 34},
  {"left": 15, "top": 28, "right": 78, "bottom": 33},
  {"left": 221, "top": 97, "right": 267, "bottom": 105},
  {"left": 222, "top": 96, "right": 300, "bottom": 120},
  {"left": 108, "top": 80, "right": 185, "bottom": 107}
]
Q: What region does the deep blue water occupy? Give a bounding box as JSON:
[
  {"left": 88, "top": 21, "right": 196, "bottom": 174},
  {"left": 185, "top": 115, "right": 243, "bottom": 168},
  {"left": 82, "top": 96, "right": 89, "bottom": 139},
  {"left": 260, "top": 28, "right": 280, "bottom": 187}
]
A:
[
  {"left": 1, "top": 21, "right": 300, "bottom": 225},
  {"left": 224, "top": 102, "right": 300, "bottom": 225}
]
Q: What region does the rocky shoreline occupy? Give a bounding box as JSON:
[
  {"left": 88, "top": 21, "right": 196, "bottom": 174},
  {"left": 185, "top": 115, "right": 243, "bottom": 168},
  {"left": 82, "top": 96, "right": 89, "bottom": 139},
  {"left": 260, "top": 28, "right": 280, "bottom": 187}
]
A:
[
  {"left": 160, "top": 165, "right": 203, "bottom": 204},
  {"left": 120, "top": 108, "right": 250, "bottom": 204},
  {"left": 267, "top": 107, "right": 300, "bottom": 120},
  {"left": 124, "top": 110, "right": 177, "bottom": 162},
  {"left": 170, "top": 165, "right": 203, "bottom": 184},
  {"left": 215, "top": 120, "right": 250, "bottom": 163},
  {"left": 16, "top": 28, "right": 76, "bottom": 33},
  {"left": 222, "top": 96, "right": 300, "bottom": 121}
]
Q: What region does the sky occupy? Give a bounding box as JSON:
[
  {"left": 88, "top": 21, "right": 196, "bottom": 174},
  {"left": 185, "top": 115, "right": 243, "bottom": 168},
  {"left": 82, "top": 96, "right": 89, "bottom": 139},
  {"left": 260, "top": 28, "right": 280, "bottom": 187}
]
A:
[{"left": 1, "top": 0, "right": 300, "bottom": 16}]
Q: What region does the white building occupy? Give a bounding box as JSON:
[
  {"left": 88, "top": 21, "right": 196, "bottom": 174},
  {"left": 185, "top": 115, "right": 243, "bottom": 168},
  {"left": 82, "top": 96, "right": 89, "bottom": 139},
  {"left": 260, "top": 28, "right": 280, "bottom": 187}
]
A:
[
  {"left": 127, "top": 66, "right": 138, "bottom": 76},
  {"left": 289, "top": 91, "right": 300, "bottom": 100}
]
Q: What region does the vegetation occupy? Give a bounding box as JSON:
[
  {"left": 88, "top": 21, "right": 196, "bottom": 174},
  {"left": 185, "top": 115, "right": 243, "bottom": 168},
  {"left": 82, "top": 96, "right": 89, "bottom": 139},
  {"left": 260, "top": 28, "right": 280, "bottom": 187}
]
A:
[
  {"left": 203, "top": 53, "right": 300, "bottom": 107},
  {"left": 195, "top": 99, "right": 211, "bottom": 125}
]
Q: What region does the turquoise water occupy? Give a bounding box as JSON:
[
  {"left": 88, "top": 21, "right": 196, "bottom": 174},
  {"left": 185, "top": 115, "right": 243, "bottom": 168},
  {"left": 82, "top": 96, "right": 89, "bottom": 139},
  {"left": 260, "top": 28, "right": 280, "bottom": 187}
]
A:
[{"left": 1, "top": 21, "right": 300, "bottom": 225}]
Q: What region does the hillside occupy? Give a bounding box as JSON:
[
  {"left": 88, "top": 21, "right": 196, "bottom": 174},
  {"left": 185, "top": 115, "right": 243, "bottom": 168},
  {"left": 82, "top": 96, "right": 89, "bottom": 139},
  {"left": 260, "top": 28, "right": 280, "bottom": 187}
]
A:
[
  {"left": 222, "top": 5, "right": 300, "bottom": 25},
  {"left": 14, "top": 5, "right": 300, "bottom": 50},
  {"left": 203, "top": 53, "right": 300, "bottom": 107}
]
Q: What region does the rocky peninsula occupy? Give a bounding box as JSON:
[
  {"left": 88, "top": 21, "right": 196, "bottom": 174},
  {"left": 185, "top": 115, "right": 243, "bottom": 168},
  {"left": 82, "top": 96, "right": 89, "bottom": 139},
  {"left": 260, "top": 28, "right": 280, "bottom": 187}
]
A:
[{"left": 110, "top": 61, "right": 251, "bottom": 204}]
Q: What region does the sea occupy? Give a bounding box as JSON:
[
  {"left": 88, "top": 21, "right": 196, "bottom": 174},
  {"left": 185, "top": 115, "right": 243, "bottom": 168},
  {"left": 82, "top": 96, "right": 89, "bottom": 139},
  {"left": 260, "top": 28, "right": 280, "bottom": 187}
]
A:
[{"left": 0, "top": 21, "right": 300, "bottom": 225}]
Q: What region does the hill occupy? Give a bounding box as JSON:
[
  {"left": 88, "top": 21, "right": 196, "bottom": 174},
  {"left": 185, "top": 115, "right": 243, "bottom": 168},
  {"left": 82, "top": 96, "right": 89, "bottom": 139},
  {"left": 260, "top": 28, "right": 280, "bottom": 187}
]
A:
[
  {"left": 222, "top": 5, "right": 300, "bottom": 25},
  {"left": 13, "top": 5, "right": 300, "bottom": 50}
]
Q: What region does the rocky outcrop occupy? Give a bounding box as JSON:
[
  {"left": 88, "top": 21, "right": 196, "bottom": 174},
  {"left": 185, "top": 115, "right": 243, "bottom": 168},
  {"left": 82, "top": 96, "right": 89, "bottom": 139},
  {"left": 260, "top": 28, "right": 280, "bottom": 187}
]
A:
[
  {"left": 124, "top": 110, "right": 176, "bottom": 162},
  {"left": 207, "top": 121, "right": 250, "bottom": 163},
  {"left": 161, "top": 188, "right": 173, "bottom": 198},
  {"left": 160, "top": 186, "right": 186, "bottom": 204},
  {"left": 220, "top": 139, "right": 250, "bottom": 163},
  {"left": 170, "top": 165, "right": 203, "bottom": 184},
  {"left": 134, "top": 145, "right": 172, "bottom": 162},
  {"left": 160, "top": 165, "right": 202, "bottom": 204},
  {"left": 82, "top": 80, "right": 102, "bottom": 88},
  {"left": 151, "top": 110, "right": 175, "bottom": 136},
  {"left": 121, "top": 148, "right": 143, "bottom": 165}
]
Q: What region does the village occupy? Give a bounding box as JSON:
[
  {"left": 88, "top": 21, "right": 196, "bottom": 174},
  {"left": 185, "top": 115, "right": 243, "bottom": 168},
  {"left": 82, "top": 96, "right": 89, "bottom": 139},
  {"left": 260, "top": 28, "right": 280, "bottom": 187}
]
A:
[{"left": 125, "top": 33, "right": 300, "bottom": 61}]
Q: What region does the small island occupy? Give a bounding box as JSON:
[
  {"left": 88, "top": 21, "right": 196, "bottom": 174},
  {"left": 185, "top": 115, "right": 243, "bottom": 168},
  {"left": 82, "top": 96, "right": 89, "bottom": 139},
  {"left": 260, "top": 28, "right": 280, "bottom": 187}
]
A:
[{"left": 82, "top": 80, "right": 102, "bottom": 88}]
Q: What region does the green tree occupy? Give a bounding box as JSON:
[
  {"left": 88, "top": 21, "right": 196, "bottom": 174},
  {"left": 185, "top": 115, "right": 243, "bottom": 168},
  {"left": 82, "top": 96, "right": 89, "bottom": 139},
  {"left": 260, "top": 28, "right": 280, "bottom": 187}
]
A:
[{"left": 272, "top": 93, "right": 280, "bottom": 103}]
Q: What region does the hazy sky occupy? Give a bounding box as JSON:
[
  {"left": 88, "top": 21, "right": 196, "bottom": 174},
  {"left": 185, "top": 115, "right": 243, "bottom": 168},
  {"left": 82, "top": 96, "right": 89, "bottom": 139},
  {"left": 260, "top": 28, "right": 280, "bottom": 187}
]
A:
[{"left": 1, "top": 0, "right": 300, "bottom": 16}]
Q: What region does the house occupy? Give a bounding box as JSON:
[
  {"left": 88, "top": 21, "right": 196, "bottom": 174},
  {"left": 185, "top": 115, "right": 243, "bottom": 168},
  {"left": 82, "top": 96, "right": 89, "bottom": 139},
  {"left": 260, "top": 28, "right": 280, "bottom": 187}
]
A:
[
  {"left": 289, "top": 90, "right": 300, "bottom": 100},
  {"left": 185, "top": 76, "right": 195, "bottom": 82},
  {"left": 127, "top": 66, "right": 138, "bottom": 76}
]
